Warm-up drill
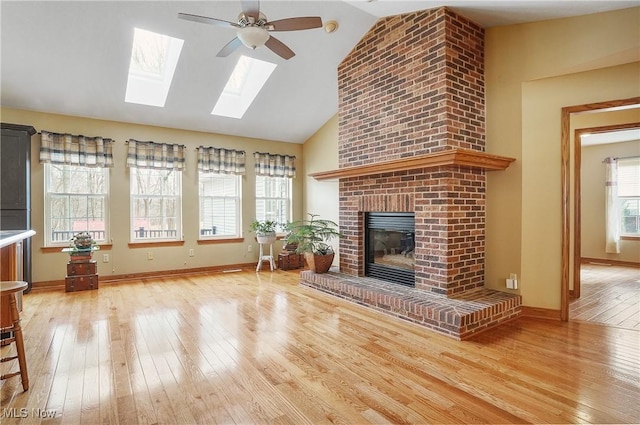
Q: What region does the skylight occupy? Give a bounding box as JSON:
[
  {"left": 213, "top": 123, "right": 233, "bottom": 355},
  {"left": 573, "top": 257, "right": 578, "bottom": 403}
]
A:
[
  {"left": 125, "top": 28, "right": 184, "bottom": 107},
  {"left": 212, "top": 55, "right": 277, "bottom": 119}
]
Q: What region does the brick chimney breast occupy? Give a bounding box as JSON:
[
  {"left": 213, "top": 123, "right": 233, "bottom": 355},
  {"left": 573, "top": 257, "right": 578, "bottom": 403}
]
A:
[{"left": 337, "top": 7, "right": 487, "bottom": 296}]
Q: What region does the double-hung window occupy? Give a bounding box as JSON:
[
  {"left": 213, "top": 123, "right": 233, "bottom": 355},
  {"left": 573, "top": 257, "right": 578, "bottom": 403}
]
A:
[
  {"left": 45, "top": 164, "right": 109, "bottom": 246},
  {"left": 127, "top": 140, "right": 184, "bottom": 242},
  {"left": 199, "top": 173, "right": 242, "bottom": 238},
  {"left": 255, "top": 176, "right": 291, "bottom": 225},
  {"left": 39, "top": 131, "right": 114, "bottom": 247},
  {"left": 197, "top": 147, "right": 245, "bottom": 239},
  {"left": 130, "top": 168, "right": 182, "bottom": 241},
  {"left": 618, "top": 157, "right": 640, "bottom": 236},
  {"left": 253, "top": 152, "right": 295, "bottom": 227}
]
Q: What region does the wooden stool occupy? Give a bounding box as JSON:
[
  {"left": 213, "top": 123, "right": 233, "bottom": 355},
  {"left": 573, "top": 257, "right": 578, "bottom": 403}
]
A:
[{"left": 1, "top": 281, "right": 29, "bottom": 391}]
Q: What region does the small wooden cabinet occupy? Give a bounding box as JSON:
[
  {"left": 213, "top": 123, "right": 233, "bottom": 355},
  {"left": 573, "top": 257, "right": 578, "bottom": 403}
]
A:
[{"left": 65, "top": 258, "right": 98, "bottom": 292}]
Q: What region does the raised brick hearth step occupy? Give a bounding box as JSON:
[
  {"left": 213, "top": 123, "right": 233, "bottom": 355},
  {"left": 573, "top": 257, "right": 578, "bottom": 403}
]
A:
[{"left": 299, "top": 271, "right": 522, "bottom": 340}]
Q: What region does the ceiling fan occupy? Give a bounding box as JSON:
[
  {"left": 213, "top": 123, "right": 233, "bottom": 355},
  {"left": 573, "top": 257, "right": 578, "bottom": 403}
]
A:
[{"left": 178, "top": 0, "right": 322, "bottom": 60}]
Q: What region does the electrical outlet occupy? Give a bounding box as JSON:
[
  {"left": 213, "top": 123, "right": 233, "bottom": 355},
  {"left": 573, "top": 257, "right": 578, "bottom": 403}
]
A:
[
  {"left": 102, "top": 253, "right": 109, "bottom": 263},
  {"left": 188, "top": 249, "right": 194, "bottom": 257},
  {"left": 247, "top": 245, "right": 252, "bottom": 253},
  {"left": 147, "top": 251, "right": 153, "bottom": 260}
]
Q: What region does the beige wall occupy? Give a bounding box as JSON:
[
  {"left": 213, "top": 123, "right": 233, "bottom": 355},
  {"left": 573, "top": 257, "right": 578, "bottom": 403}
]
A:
[
  {"left": 300, "top": 114, "right": 340, "bottom": 264},
  {"left": 581, "top": 140, "right": 640, "bottom": 263},
  {"left": 0, "top": 107, "right": 302, "bottom": 283},
  {"left": 484, "top": 7, "right": 640, "bottom": 309}
]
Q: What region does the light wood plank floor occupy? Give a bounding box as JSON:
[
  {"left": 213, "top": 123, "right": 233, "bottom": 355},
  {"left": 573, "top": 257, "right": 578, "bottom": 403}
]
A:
[
  {"left": 2, "top": 270, "right": 639, "bottom": 424},
  {"left": 571, "top": 264, "right": 640, "bottom": 330}
]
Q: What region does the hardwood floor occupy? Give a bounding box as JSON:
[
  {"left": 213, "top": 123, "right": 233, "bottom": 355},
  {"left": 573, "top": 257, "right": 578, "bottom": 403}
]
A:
[
  {"left": 571, "top": 264, "right": 640, "bottom": 330},
  {"left": 2, "top": 269, "right": 639, "bottom": 424}
]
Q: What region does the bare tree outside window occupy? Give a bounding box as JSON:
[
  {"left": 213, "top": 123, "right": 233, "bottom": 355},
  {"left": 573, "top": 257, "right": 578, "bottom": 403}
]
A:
[{"left": 130, "top": 168, "right": 182, "bottom": 240}]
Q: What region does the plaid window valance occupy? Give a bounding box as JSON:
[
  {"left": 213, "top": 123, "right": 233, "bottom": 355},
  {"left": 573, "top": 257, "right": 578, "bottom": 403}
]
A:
[
  {"left": 126, "top": 139, "right": 185, "bottom": 170},
  {"left": 253, "top": 152, "right": 296, "bottom": 178},
  {"left": 198, "top": 147, "right": 246, "bottom": 175},
  {"left": 39, "top": 130, "right": 114, "bottom": 168}
]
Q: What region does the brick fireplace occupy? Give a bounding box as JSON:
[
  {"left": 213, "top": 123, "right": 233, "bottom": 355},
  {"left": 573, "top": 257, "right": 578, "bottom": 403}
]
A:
[{"left": 301, "top": 7, "right": 521, "bottom": 339}]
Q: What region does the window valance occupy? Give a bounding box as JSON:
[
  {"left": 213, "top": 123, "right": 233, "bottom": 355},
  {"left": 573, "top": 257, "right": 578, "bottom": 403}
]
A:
[
  {"left": 39, "top": 130, "right": 114, "bottom": 167},
  {"left": 126, "top": 139, "right": 185, "bottom": 170},
  {"left": 198, "top": 147, "right": 246, "bottom": 175},
  {"left": 253, "top": 152, "right": 296, "bottom": 178}
]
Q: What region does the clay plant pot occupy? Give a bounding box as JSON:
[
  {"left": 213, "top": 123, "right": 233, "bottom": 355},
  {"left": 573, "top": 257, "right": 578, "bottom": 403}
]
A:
[{"left": 304, "top": 251, "right": 335, "bottom": 274}]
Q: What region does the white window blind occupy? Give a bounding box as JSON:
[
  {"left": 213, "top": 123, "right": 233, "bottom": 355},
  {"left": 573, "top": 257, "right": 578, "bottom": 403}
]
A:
[
  {"left": 618, "top": 158, "right": 640, "bottom": 197},
  {"left": 199, "top": 173, "right": 241, "bottom": 238}
]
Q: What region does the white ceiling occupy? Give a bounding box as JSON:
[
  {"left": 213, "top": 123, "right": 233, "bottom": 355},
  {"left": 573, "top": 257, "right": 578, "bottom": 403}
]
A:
[
  {"left": 581, "top": 128, "right": 640, "bottom": 146},
  {"left": 1, "top": 1, "right": 637, "bottom": 144}
]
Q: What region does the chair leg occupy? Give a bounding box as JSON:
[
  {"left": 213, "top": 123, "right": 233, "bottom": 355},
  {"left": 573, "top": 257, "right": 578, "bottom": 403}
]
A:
[{"left": 8, "top": 294, "right": 28, "bottom": 391}]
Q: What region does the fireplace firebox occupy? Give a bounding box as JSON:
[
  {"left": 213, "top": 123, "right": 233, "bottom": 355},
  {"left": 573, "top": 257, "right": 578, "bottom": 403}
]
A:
[{"left": 365, "top": 212, "right": 415, "bottom": 287}]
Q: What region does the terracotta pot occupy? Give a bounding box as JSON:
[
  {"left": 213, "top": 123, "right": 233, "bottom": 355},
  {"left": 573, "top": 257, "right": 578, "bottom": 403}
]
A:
[{"left": 304, "top": 252, "right": 334, "bottom": 274}]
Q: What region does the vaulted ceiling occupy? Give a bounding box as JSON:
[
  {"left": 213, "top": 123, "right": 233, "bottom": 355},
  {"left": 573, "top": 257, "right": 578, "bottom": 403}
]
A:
[{"left": 1, "top": 1, "right": 636, "bottom": 143}]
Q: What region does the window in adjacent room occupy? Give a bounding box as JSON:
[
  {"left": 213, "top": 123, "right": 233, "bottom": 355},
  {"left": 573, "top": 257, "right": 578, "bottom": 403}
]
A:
[
  {"left": 618, "top": 157, "right": 640, "bottom": 236},
  {"left": 255, "top": 175, "right": 291, "bottom": 226},
  {"left": 199, "top": 173, "right": 242, "bottom": 238},
  {"left": 130, "top": 167, "right": 182, "bottom": 241},
  {"left": 45, "top": 164, "right": 110, "bottom": 246}
]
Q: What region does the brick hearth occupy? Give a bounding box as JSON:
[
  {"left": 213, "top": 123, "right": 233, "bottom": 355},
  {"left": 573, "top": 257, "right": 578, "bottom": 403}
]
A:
[
  {"left": 300, "top": 271, "right": 521, "bottom": 340},
  {"left": 300, "top": 7, "right": 521, "bottom": 338}
]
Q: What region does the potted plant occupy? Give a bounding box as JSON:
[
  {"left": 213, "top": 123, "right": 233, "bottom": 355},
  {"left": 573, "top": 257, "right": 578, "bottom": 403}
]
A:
[
  {"left": 249, "top": 220, "right": 281, "bottom": 244},
  {"left": 70, "top": 231, "right": 95, "bottom": 251},
  {"left": 284, "top": 214, "right": 342, "bottom": 273}
]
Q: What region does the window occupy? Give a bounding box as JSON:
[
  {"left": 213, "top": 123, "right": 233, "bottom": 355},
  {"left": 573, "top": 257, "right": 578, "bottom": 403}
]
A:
[
  {"left": 125, "top": 28, "right": 184, "bottom": 107},
  {"left": 199, "top": 172, "right": 241, "bottom": 238},
  {"left": 255, "top": 175, "right": 291, "bottom": 226},
  {"left": 45, "top": 164, "right": 109, "bottom": 246},
  {"left": 212, "top": 55, "right": 277, "bottom": 119},
  {"left": 618, "top": 158, "right": 640, "bottom": 236},
  {"left": 130, "top": 168, "right": 182, "bottom": 241}
]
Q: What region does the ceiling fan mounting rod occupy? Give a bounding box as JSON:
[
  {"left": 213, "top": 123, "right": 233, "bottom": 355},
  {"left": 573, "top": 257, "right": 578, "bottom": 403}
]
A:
[{"left": 238, "top": 12, "right": 268, "bottom": 28}]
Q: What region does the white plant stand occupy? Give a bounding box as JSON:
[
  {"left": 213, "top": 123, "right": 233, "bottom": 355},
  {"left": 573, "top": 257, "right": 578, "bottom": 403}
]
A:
[{"left": 256, "top": 242, "right": 275, "bottom": 272}]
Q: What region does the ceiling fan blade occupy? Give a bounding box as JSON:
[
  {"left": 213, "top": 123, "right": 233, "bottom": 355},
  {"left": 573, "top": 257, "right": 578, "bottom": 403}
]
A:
[
  {"left": 265, "top": 35, "right": 295, "bottom": 60},
  {"left": 241, "top": 0, "right": 260, "bottom": 20},
  {"left": 268, "top": 17, "right": 323, "bottom": 31},
  {"left": 217, "top": 37, "right": 243, "bottom": 57},
  {"left": 178, "top": 12, "right": 239, "bottom": 28}
]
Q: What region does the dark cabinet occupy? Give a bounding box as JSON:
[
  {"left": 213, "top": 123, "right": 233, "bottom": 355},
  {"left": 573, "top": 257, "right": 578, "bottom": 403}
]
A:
[{"left": 1, "top": 123, "right": 36, "bottom": 292}]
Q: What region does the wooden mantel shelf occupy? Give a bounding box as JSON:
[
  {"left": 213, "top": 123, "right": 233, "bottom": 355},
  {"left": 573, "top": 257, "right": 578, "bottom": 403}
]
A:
[{"left": 310, "top": 148, "right": 516, "bottom": 181}]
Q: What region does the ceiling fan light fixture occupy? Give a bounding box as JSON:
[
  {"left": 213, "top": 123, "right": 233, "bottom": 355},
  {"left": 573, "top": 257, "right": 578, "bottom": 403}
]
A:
[{"left": 237, "top": 26, "right": 269, "bottom": 49}]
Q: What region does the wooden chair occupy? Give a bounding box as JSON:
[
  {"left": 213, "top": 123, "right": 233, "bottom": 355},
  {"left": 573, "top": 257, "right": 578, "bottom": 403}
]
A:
[{"left": 1, "top": 281, "right": 29, "bottom": 391}]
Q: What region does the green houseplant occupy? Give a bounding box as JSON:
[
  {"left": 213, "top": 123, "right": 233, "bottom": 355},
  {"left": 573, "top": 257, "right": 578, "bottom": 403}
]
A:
[
  {"left": 284, "top": 214, "right": 342, "bottom": 273},
  {"left": 249, "top": 220, "right": 281, "bottom": 244}
]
